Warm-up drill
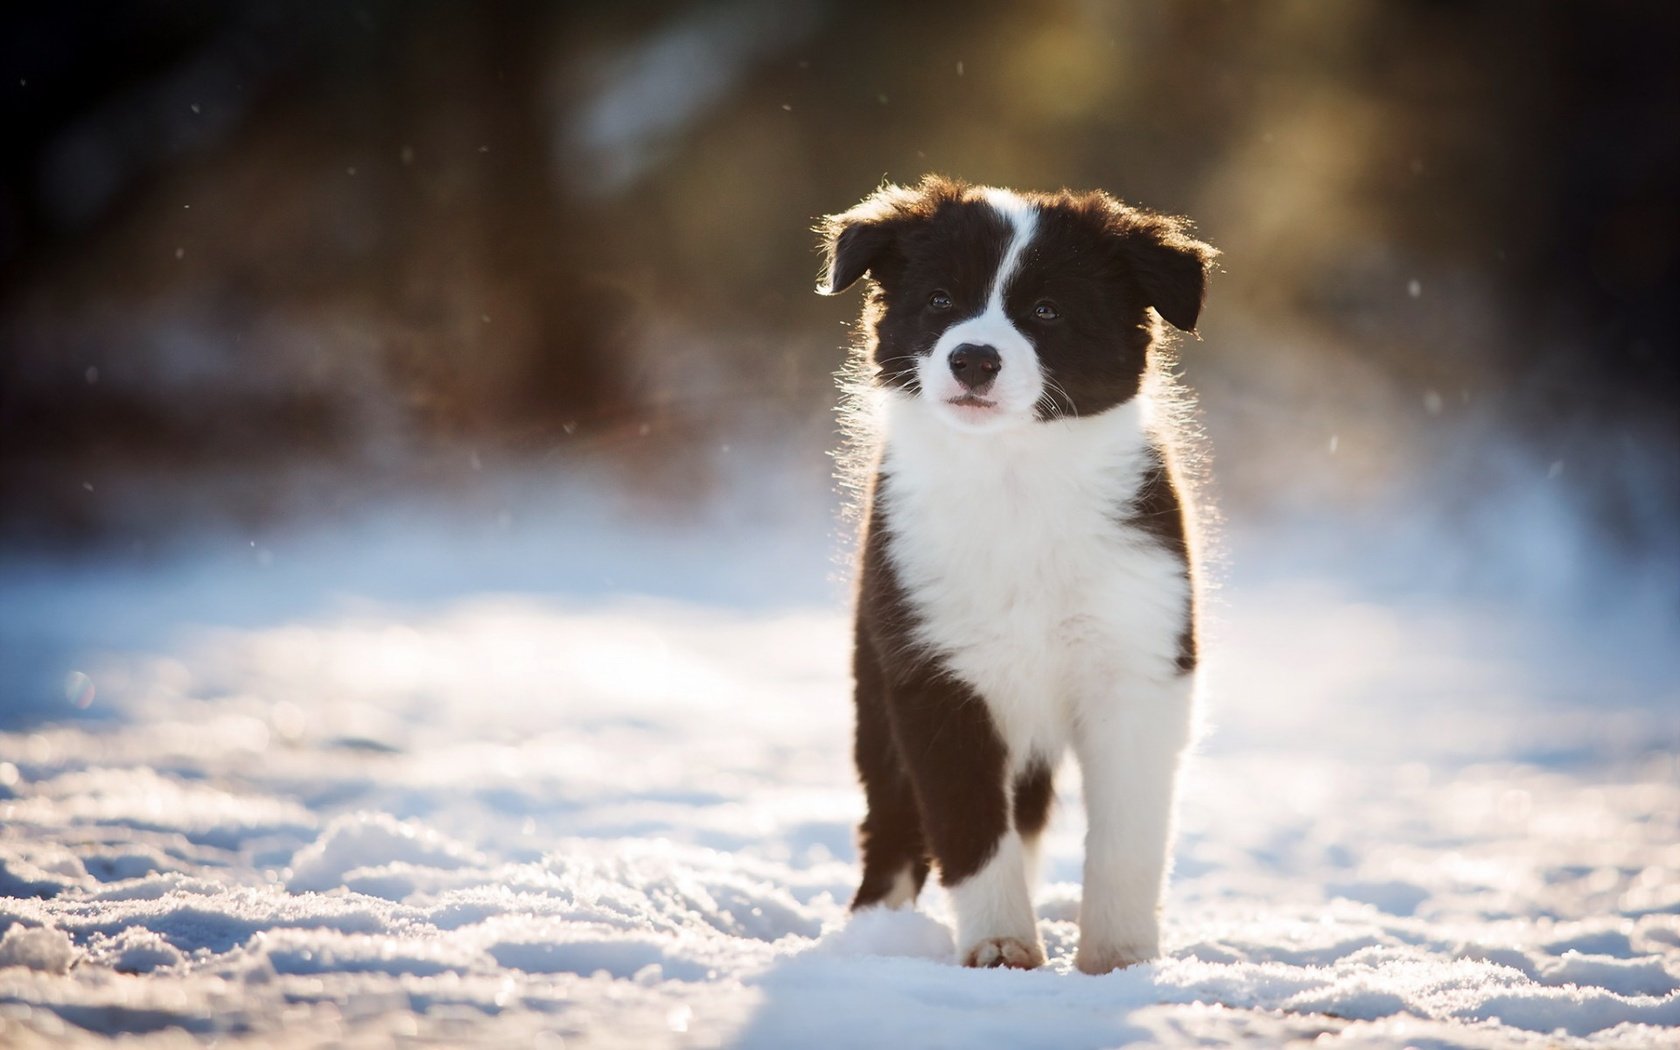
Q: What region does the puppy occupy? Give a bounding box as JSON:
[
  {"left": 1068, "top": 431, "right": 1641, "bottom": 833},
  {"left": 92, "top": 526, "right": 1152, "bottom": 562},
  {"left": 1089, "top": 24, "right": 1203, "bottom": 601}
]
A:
[{"left": 817, "top": 176, "right": 1215, "bottom": 974}]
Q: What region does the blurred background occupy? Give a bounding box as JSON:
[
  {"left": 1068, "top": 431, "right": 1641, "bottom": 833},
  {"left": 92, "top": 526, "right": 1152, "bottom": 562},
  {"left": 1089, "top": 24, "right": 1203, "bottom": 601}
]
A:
[{"left": 2, "top": 0, "right": 1677, "bottom": 714}]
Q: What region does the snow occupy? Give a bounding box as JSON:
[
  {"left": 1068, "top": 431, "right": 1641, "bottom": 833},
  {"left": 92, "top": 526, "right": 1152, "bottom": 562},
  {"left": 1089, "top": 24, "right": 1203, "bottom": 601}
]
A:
[
  {"left": 811, "top": 905, "right": 955, "bottom": 962},
  {"left": 0, "top": 926, "right": 76, "bottom": 974},
  {"left": 286, "top": 814, "right": 484, "bottom": 894},
  {"left": 1, "top": 489, "right": 1677, "bottom": 1047}
]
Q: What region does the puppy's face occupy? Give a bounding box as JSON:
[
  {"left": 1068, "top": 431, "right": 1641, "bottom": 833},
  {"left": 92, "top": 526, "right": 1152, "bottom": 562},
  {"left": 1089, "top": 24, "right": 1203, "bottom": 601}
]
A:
[{"left": 819, "top": 177, "right": 1215, "bottom": 431}]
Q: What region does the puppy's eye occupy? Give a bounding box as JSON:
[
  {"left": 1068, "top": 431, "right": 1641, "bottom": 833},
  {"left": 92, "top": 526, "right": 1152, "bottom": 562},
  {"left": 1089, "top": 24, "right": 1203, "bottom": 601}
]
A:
[
  {"left": 1033, "top": 301, "right": 1060, "bottom": 322},
  {"left": 928, "top": 291, "right": 953, "bottom": 311}
]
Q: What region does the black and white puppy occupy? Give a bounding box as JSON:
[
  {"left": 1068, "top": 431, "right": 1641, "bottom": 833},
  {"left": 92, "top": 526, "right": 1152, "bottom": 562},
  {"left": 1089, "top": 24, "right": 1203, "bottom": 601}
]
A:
[{"left": 817, "top": 176, "right": 1215, "bottom": 974}]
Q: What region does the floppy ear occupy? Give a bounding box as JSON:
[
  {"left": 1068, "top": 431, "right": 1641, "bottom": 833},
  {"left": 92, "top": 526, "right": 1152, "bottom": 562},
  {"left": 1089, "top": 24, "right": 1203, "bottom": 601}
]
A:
[
  {"left": 1115, "top": 212, "right": 1218, "bottom": 332},
  {"left": 818, "top": 220, "right": 897, "bottom": 296},
  {"left": 816, "top": 178, "right": 957, "bottom": 296}
]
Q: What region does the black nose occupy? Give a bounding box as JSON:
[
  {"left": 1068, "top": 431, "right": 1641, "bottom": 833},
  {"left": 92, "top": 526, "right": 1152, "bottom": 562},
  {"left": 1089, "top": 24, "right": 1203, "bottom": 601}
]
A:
[{"left": 948, "top": 343, "right": 1001, "bottom": 393}]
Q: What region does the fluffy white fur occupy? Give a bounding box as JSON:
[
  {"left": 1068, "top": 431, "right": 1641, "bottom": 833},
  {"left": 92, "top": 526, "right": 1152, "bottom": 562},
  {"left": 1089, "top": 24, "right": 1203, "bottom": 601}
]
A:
[{"left": 873, "top": 194, "right": 1198, "bottom": 972}]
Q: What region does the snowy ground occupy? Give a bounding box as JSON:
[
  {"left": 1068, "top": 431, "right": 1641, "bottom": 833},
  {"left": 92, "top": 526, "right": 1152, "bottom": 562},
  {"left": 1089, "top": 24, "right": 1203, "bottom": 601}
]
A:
[{"left": 2, "top": 482, "right": 1678, "bottom": 1048}]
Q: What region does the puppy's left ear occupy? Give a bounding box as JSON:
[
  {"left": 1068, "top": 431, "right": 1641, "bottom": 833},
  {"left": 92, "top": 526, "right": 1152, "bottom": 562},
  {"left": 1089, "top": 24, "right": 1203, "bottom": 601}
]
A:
[{"left": 1116, "top": 212, "right": 1219, "bottom": 332}]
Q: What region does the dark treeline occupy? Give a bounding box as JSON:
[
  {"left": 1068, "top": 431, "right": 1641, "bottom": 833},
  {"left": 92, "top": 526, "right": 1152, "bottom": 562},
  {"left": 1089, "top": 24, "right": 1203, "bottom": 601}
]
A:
[{"left": 1, "top": 0, "right": 1675, "bottom": 553}]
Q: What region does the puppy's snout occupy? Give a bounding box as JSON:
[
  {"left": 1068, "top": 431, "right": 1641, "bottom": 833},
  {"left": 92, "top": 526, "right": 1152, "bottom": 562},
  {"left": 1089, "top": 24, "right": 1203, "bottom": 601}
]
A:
[{"left": 948, "top": 343, "right": 1002, "bottom": 394}]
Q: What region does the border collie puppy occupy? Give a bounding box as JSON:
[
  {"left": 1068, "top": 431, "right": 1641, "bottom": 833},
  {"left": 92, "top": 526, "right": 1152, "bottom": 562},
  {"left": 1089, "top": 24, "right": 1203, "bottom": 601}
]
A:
[{"left": 817, "top": 176, "right": 1215, "bottom": 974}]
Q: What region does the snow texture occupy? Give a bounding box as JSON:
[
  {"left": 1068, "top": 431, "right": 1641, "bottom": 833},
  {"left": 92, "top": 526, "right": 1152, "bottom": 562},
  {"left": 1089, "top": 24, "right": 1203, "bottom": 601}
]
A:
[{"left": 1, "top": 509, "right": 1677, "bottom": 1048}]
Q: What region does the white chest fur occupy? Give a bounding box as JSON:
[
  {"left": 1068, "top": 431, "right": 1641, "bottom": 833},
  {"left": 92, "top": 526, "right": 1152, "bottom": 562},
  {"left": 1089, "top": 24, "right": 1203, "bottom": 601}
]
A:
[{"left": 876, "top": 392, "right": 1191, "bottom": 769}]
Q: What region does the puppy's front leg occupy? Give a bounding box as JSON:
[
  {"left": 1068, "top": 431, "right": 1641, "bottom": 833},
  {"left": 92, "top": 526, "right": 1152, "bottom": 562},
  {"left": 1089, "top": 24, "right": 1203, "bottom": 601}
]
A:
[
  {"left": 948, "top": 828, "right": 1040, "bottom": 969},
  {"left": 888, "top": 666, "right": 1044, "bottom": 969},
  {"left": 1072, "top": 677, "right": 1194, "bottom": 974}
]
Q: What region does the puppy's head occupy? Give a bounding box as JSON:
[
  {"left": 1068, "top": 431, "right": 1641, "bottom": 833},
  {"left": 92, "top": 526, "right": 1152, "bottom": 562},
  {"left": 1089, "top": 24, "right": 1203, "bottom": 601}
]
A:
[{"left": 818, "top": 175, "right": 1216, "bottom": 430}]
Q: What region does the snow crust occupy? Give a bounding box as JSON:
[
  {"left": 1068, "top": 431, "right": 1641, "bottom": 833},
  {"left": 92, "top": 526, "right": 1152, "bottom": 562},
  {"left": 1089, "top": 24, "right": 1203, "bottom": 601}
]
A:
[{"left": 1, "top": 555, "right": 1676, "bottom": 1047}]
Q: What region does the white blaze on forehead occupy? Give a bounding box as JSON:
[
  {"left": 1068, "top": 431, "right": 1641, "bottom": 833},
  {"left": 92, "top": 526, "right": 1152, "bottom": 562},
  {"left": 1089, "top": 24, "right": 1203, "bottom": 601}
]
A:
[{"left": 978, "top": 188, "right": 1039, "bottom": 309}]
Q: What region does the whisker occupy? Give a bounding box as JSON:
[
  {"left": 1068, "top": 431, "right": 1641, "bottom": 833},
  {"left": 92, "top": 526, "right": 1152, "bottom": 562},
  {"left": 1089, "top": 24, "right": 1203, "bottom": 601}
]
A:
[{"left": 1038, "top": 376, "right": 1079, "bottom": 422}]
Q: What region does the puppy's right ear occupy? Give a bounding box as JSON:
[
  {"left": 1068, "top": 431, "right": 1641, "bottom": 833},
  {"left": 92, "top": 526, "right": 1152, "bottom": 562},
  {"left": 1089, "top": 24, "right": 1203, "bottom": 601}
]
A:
[
  {"left": 817, "top": 179, "right": 950, "bottom": 295},
  {"left": 817, "top": 220, "right": 896, "bottom": 296}
]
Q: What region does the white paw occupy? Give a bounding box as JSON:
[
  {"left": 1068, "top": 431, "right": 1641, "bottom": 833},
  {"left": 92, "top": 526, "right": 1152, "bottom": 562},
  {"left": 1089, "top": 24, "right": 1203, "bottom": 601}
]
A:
[
  {"left": 962, "top": 935, "right": 1045, "bottom": 970},
  {"left": 1074, "top": 940, "right": 1156, "bottom": 975}
]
